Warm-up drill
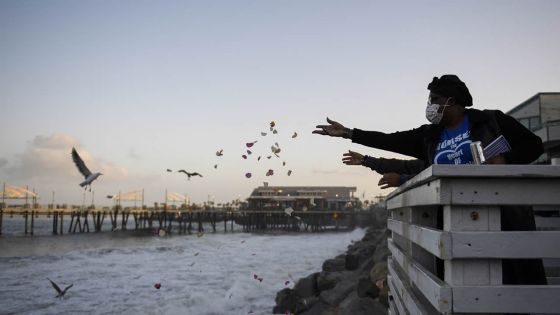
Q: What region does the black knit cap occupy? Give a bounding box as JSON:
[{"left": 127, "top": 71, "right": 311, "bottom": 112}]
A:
[{"left": 427, "top": 74, "right": 473, "bottom": 107}]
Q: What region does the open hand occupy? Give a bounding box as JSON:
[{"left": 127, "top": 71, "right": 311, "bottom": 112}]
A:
[
  {"left": 312, "top": 117, "right": 351, "bottom": 138},
  {"left": 378, "top": 173, "right": 401, "bottom": 189},
  {"left": 342, "top": 150, "right": 364, "bottom": 165}
]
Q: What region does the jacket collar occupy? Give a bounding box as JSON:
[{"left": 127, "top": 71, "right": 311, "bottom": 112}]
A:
[
  {"left": 465, "top": 108, "right": 491, "bottom": 125},
  {"left": 425, "top": 108, "right": 488, "bottom": 136}
]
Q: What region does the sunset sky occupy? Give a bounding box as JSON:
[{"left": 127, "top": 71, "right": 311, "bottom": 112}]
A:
[{"left": 1, "top": 0, "right": 559, "bottom": 206}]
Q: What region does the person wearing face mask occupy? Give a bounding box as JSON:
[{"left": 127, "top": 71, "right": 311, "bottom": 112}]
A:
[
  {"left": 313, "top": 75, "right": 543, "bottom": 167},
  {"left": 313, "top": 74, "right": 547, "bottom": 286}
]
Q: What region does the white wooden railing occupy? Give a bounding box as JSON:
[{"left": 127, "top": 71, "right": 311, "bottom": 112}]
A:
[{"left": 386, "top": 165, "right": 560, "bottom": 314}]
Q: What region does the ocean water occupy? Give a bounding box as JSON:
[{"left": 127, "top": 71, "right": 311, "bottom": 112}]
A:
[{"left": 0, "top": 226, "right": 365, "bottom": 315}]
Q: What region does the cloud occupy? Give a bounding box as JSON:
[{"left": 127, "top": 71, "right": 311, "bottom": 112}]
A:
[
  {"left": 0, "top": 158, "right": 7, "bottom": 168},
  {"left": 5, "top": 134, "right": 128, "bottom": 182}
]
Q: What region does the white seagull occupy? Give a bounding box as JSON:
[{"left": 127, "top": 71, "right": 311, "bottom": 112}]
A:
[{"left": 71, "top": 147, "right": 103, "bottom": 191}]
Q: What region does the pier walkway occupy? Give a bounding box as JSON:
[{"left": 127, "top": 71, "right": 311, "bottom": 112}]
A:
[{"left": 0, "top": 207, "right": 365, "bottom": 236}]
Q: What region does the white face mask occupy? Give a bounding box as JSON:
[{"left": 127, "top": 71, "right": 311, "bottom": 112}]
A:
[{"left": 425, "top": 98, "right": 450, "bottom": 124}]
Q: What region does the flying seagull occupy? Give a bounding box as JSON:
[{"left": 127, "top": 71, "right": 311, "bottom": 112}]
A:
[
  {"left": 47, "top": 278, "right": 73, "bottom": 298},
  {"left": 177, "top": 170, "right": 203, "bottom": 180},
  {"left": 71, "top": 147, "right": 102, "bottom": 191}
]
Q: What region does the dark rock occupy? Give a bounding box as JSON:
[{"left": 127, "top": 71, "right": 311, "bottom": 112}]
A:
[
  {"left": 298, "top": 300, "right": 338, "bottom": 315},
  {"left": 348, "top": 241, "right": 377, "bottom": 260},
  {"left": 322, "top": 256, "right": 346, "bottom": 272},
  {"left": 294, "top": 272, "right": 319, "bottom": 298},
  {"left": 316, "top": 271, "right": 344, "bottom": 292},
  {"left": 297, "top": 296, "right": 318, "bottom": 313},
  {"left": 339, "top": 291, "right": 388, "bottom": 315},
  {"left": 372, "top": 240, "right": 390, "bottom": 264},
  {"left": 345, "top": 253, "right": 360, "bottom": 270},
  {"left": 362, "top": 228, "right": 381, "bottom": 242},
  {"left": 357, "top": 277, "right": 379, "bottom": 299},
  {"left": 370, "top": 262, "right": 388, "bottom": 283},
  {"left": 319, "top": 279, "right": 356, "bottom": 305},
  {"left": 273, "top": 288, "right": 300, "bottom": 314},
  {"left": 378, "top": 285, "right": 390, "bottom": 308},
  {"left": 358, "top": 256, "right": 375, "bottom": 274},
  {"left": 273, "top": 227, "right": 391, "bottom": 315}
]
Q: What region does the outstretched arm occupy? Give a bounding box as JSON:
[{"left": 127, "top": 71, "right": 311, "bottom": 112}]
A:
[
  {"left": 378, "top": 173, "right": 403, "bottom": 189},
  {"left": 313, "top": 117, "right": 353, "bottom": 139},
  {"left": 342, "top": 150, "right": 426, "bottom": 175}
]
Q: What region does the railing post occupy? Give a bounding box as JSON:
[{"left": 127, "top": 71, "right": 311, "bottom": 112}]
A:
[{"left": 443, "top": 205, "right": 502, "bottom": 288}]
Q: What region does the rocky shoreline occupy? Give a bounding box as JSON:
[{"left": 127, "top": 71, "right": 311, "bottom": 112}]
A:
[{"left": 272, "top": 212, "right": 389, "bottom": 314}]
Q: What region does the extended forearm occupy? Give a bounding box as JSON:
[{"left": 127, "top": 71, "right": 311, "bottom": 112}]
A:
[{"left": 362, "top": 156, "right": 425, "bottom": 175}]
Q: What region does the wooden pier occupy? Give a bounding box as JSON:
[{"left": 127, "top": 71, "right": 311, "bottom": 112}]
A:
[{"left": 0, "top": 207, "right": 364, "bottom": 236}]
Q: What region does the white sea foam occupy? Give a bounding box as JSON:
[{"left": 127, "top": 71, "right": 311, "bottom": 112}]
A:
[{"left": 0, "top": 228, "right": 366, "bottom": 315}]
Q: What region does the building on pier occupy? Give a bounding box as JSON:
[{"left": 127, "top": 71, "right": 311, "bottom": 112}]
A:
[
  {"left": 245, "top": 184, "right": 357, "bottom": 211},
  {"left": 507, "top": 92, "right": 560, "bottom": 164}
]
